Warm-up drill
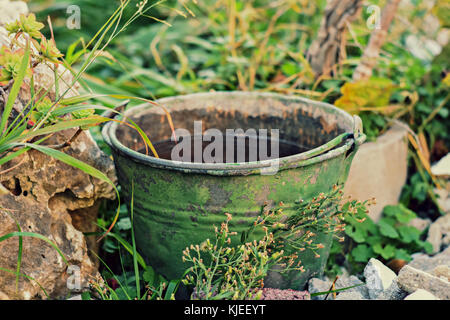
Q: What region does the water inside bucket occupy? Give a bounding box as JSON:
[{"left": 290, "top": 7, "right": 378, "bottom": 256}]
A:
[{"left": 140, "top": 134, "right": 308, "bottom": 163}]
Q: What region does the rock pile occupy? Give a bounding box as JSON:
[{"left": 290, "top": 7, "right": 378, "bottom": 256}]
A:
[{"left": 309, "top": 250, "right": 450, "bottom": 300}]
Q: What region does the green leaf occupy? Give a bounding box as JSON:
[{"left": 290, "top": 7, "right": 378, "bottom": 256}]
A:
[
  {"left": 116, "top": 217, "right": 132, "bottom": 231},
  {"left": 373, "top": 243, "right": 396, "bottom": 260},
  {"left": 345, "top": 226, "right": 366, "bottom": 243},
  {"left": 163, "top": 280, "right": 180, "bottom": 300},
  {"left": 398, "top": 226, "right": 420, "bottom": 243},
  {"left": 281, "top": 62, "right": 299, "bottom": 76},
  {"left": 395, "top": 249, "right": 412, "bottom": 261},
  {"left": 0, "top": 42, "right": 30, "bottom": 134},
  {"left": 335, "top": 78, "right": 395, "bottom": 112},
  {"left": 19, "top": 143, "right": 115, "bottom": 186},
  {"left": 81, "top": 291, "right": 91, "bottom": 300},
  {"left": 384, "top": 204, "right": 417, "bottom": 223},
  {"left": 352, "top": 244, "right": 374, "bottom": 262},
  {"left": 378, "top": 218, "right": 399, "bottom": 239},
  {"left": 9, "top": 117, "right": 110, "bottom": 144},
  {"left": 143, "top": 267, "right": 156, "bottom": 287}
]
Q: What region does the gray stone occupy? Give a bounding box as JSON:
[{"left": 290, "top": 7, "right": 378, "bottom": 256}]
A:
[
  {"left": 364, "top": 258, "right": 397, "bottom": 299},
  {"left": 376, "top": 279, "right": 408, "bottom": 300},
  {"left": 335, "top": 275, "right": 369, "bottom": 299},
  {"left": 434, "top": 188, "right": 450, "bottom": 214},
  {"left": 0, "top": 0, "right": 28, "bottom": 25},
  {"left": 309, "top": 275, "right": 370, "bottom": 300},
  {"left": 431, "top": 153, "right": 450, "bottom": 178},
  {"left": 397, "top": 265, "right": 450, "bottom": 300},
  {"left": 432, "top": 265, "right": 450, "bottom": 282},
  {"left": 308, "top": 278, "right": 333, "bottom": 300},
  {"left": 409, "top": 246, "right": 450, "bottom": 272},
  {"left": 335, "top": 290, "right": 366, "bottom": 300},
  {"left": 408, "top": 217, "right": 431, "bottom": 232},
  {"left": 404, "top": 289, "right": 439, "bottom": 300},
  {"left": 426, "top": 214, "right": 450, "bottom": 253}
]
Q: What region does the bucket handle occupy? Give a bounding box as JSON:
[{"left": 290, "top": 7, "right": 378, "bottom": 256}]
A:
[{"left": 353, "top": 115, "right": 365, "bottom": 147}]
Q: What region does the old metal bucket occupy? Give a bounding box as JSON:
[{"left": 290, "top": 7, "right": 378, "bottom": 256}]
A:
[{"left": 102, "top": 91, "right": 365, "bottom": 290}]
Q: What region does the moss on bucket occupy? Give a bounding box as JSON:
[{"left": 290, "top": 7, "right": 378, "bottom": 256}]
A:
[{"left": 103, "top": 91, "right": 365, "bottom": 289}]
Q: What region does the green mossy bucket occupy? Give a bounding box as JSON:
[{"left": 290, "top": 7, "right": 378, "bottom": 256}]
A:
[{"left": 102, "top": 92, "right": 365, "bottom": 290}]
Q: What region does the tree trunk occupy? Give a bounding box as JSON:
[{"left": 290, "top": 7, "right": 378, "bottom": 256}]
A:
[
  {"left": 353, "top": 0, "right": 402, "bottom": 81},
  {"left": 307, "top": 0, "right": 363, "bottom": 77}
]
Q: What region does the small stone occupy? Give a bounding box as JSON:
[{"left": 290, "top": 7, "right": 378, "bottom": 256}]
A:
[
  {"left": 426, "top": 214, "right": 450, "bottom": 253},
  {"left": 261, "top": 288, "right": 310, "bottom": 300},
  {"left": 409, "top": 246, "right": 450, "bottom": 272},
  {"left": 431, "top": 153, "right": 450, "bottom": 178},
  {"left": 376, "top": 279, "right": 408, "bottom": 300},
  {"left": 364, "top": 258, "right": 397, "bottom": 299},
  {"left": 67, "top": 295, "right": 83, "bottom": 300},
  {"left": 404, "top": 289, "right": 439, "bottom": 300},
  {"left": 308, "top": 278, "right": 332, "bottom": 300},
  {"left": 432, "top": 265, "right": 450, "bottom": 282},
  {"left": 0, "top": 0, "right": 28, "bottom": 25},
  {"left": 0, "top": 291, "right": 9, "bottom": 300},
  {"left": 397, "top": 265, "right": 450, "bottom": 300},
  {"left": 335, "top": 290, "right": 366, "bottom": 300},
  {"left": 408, "top": 217, "right": 431, "bottom": 232},
  {"left": 434, "top": 188, "right": 450, "bottom": 214},
  {"left": 335, "top": 275, "right": 369, "bottom": 299}
]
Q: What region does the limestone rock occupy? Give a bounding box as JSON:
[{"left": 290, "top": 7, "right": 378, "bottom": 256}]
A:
[
  {"left": 432, "top": 265, "right": 450, "bottom": 282},
  {"left": 0, "top": 0, "right": 28, "bottom": 25},
  {"left": 408, "top": 246, "right": 450, "bottom": 272},
  {"left": 335, "top": 275, "right": 369, "bottom": 299},
  {"left": 344, "top": 123, "right": 408, "bottom": 221},
  {"left": 0, "top": 129, "right": 116, "bottom": 299},
  {"left": 404, "top": 289, "right": 440, "bottom": 300},
  {"left": 308, "top": 275, "right": 368, "bottom": 300},
  {"left": 397, "top": 265, "right": 450, "bottom": 300},
  {"left": 426, "top": 214, "right": 450, "bottom": 253},
  {"left": 376, "top": 279, "right": 408, "bottom": 300},
  {"left": 435, "top": 188, "right": 450, "bottom": 214},
  {"left": 408, "top": 217, "right": 431, "bottom": 233},
  {"left": 431, "top": 153, "right": 450, "bottom": 178},
  {"left": 0, "top": 291, "right": 9, "bottom": 300},
  {"left": 308, "top": 278, "right": 332, "bottom": 300},
  {"left": 364, "top": 258, "right": 397, "bottom": 299},
  {"left": 335, "top": 290, "right": 366, "bottom": 300},
  {"left": 0, "top": 1, "right": 117, "bottom": 300}
]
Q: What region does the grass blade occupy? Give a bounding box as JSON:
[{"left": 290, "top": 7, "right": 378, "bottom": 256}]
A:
[
  {"left": 0, "top": 231, "right": 68, "bottom": 265},
  {"left": 0, "top": 42, "right": 30, "bottom": 135},
  {"left": 130, "top": 180, "right": 140, "bottom": 298},
  {"left": 0, "top": 267, "right": 49, "bottom": 298}
]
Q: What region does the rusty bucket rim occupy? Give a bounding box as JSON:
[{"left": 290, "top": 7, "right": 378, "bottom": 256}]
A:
[{"left": 103, "top": 91, "right": 365, "bottom": 176}]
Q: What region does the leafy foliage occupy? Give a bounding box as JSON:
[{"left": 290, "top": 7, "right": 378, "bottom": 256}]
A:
[
  {"left": 327, "top": 203, "right": 433, "bottom": 276},
  {"left": 181, "top": 186, "right": 369, "bottom": 300}
]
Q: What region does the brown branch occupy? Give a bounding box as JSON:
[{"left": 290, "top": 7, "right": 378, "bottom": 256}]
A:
[
  {"left": 306, "top": 0, "right": 363, "bottom": 78},
  {"left": 352, "top": 0, "right": 402, "bottom": 81}
]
